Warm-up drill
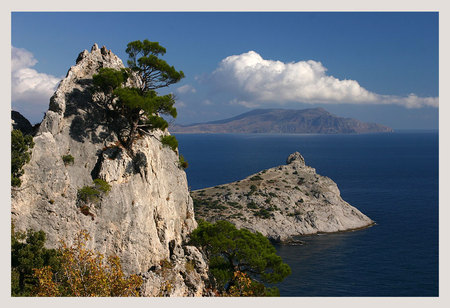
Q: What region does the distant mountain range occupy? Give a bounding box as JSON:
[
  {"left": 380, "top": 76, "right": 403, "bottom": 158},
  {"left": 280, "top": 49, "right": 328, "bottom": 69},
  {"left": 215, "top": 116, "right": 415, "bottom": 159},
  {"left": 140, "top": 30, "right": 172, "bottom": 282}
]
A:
[{"left": 169, "top": 108, "right": 393, "bottom": 134}]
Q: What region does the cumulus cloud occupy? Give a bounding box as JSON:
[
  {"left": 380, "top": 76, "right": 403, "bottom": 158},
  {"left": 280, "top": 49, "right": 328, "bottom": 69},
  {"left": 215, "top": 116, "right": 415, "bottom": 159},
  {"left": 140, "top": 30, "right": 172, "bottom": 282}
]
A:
[
  {"left": 11, "top": 46, "right": 60, "bottom": 108},
  {"left": 176, "top": 84, "right": 197, "bottom": 94},
  {"left": 175, "top": 100, "right": 186, "bottom": 108},
  {"left": 208, "top": 51, "right": 438, "bottom": 109}
]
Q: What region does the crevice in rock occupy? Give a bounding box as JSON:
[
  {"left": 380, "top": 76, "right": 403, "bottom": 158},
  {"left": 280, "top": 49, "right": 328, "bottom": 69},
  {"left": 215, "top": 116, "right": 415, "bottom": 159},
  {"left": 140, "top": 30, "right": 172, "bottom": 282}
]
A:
[{"left": 91, "top": 150, "right": 104, "bottom": 180}]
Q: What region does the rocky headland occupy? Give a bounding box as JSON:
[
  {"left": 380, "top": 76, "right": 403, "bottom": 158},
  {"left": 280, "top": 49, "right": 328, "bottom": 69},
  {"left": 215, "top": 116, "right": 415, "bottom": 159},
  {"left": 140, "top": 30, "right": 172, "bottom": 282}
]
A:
[
  {"left": 11, "top": 44, "right": 209, "bottom": 296},
  {"left": 191, "top": 152, "right": 374, "bottom": 242}
]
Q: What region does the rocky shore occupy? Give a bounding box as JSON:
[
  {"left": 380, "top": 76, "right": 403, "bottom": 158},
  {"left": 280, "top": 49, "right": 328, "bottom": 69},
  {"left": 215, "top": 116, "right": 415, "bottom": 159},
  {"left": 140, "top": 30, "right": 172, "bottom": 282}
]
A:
[{"left": 191, "top": 152, "right": 374, "bottom": 242}]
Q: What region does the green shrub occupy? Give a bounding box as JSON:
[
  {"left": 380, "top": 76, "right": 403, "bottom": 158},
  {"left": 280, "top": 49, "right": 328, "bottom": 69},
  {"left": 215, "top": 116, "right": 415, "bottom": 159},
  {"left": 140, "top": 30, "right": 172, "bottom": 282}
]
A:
[
  {"left": 254, "top": 208, "right": 273, "bottom": 219},
  {"left": 11, "top": 130, "right": 34, "bottom": 187},
  {"left": 11, "top": 224, "right": 60, "bottom": 296},
  {"left": 193, "top": 198, "right": 227, "bottom": 211},
  {"left": 77, "top": 179, "right": 111, "bottom": 208},
  {"left": 179, "top": 154, "right": 188, "bottom": 169},
  {"left": 227, "top": 201, "right": 241, "bottom": 208},
  {"left": 247, "top": 201, "right": 258, "bottom": 209},
  {"left": 250, "top": 175, "right": 263, "bottom": 181},
  {"left": 78, "top": 186, "right": 101, "bottom": 204},
  {"left": 160, "top": 135, "right": 178, "bottom": 151},
  {"left": 62, "top": 154, "right": 74, "bottom": 166},
  {"left": 93, "top": 178, "right": 111, "bottom": 193}
]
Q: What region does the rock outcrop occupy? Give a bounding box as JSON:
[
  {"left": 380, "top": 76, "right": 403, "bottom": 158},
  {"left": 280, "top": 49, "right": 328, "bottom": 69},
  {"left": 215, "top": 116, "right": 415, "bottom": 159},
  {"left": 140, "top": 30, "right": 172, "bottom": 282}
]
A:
[
  {"left": 11, "top": 110, "right": 33, "bottom": 135},
  {"left": 11, "top": 44, "right": 208, "bottom": 296},
  {"left": 191, "top": 152, "right": 374, "bottom": 242}
]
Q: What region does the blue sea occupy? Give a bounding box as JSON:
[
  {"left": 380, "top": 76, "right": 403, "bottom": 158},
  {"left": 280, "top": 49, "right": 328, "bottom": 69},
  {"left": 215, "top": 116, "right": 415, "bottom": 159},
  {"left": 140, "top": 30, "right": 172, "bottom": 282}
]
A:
[{"left": 173, "top": 131, "right": 439, "bottom": 297}]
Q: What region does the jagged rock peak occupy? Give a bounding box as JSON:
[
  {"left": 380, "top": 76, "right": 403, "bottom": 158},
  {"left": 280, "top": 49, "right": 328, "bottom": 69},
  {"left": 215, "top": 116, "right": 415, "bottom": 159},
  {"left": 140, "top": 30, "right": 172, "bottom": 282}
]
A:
[
  {"left": 75, "top": 43, "right": 120, "bottom": 64},
  {"left": 286, "top": 152, "right": 305, "bottom": 166},
  {"left": 42, "top": 43, "right": 125, "bottom": 135},
  {"left": 12, "top": 44, "right": 206, "bottom": 295}
]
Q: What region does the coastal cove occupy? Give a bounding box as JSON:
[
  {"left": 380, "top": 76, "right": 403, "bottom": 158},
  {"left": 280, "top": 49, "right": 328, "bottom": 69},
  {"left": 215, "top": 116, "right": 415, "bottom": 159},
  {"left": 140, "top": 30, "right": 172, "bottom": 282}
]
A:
[{"left": 174, "top": 131, "right": 438, "bottom": 296}]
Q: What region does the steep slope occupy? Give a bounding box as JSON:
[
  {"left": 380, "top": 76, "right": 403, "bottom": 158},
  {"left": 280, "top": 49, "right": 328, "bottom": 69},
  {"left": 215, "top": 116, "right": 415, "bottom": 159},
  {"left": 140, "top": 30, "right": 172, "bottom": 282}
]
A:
[
  {"left": 11, "top": 44, "right": 208, "bottom": 296},
  {"left": 191, "top": 152, "right": 374, "bottom": 242},
  {"left": 170, "top": 108, "right": 393, "bottom": 134}
]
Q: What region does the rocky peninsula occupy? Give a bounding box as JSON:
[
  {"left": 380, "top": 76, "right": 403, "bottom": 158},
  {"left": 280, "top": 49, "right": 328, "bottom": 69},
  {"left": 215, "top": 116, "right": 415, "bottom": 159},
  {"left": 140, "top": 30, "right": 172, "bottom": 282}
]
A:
[{"left": 191, "top": 152, "right": 374, "bottom": 242}]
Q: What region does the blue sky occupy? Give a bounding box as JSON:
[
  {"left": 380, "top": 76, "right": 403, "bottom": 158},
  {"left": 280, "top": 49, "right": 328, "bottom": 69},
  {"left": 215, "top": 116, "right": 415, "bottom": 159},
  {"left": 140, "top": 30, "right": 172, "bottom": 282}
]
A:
[{"left": 11, "top": 12, "right": 439, "bottom": 129}]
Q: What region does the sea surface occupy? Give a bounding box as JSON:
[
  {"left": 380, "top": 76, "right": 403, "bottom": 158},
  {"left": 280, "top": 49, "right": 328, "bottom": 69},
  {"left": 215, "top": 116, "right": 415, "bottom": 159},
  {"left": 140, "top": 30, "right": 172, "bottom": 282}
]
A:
[{"left": 173, "top": 131, "right": 439, "bottom": 297}]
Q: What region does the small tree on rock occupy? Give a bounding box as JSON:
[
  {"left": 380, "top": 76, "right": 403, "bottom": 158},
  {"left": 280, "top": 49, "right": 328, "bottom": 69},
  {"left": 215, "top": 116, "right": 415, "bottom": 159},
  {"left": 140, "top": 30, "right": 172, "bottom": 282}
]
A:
[
  {"left": 189, "top": 220, "right": 291, "bottom": 296},
  {"left": 92, "top": 39, "right": 184, "bottom": 151}
]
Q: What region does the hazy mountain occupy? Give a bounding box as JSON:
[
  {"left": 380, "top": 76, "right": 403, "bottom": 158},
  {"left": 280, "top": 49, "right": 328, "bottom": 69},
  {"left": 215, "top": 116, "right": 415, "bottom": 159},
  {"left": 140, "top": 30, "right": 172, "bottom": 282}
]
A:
[{"left": 170, "top": 108, "right": 393, "bottom": 134}]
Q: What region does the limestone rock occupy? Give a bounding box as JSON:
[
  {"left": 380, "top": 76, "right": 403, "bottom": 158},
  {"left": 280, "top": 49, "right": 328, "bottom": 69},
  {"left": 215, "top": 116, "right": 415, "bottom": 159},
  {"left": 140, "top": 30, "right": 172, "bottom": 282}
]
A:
[
  {"left": 286, "top": 151, "right": 305, "bottom": 166},
  {"left": 11, "top": 44, "right": 206, "bottom": 296},
  {"left": 191, "top": 153, "right": 374, "bottom": 242}
]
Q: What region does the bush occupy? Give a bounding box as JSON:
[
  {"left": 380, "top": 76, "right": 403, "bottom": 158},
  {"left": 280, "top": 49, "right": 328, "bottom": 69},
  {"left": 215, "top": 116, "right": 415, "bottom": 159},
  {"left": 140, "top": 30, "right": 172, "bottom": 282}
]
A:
[
  {"left": 93, "top": 178, "right": 111, "bottom": 193},
  {"left": 62, "top": 154, "right": 74, "bottom": 166},
  {"left": 179, "top": 154, "right": 188, "bottom": 169},
  {"left": 160, "top": 135, "right": 178, "bottom": 151},
  {"left": 77, "top": 179, "right": 111, "bottom": 210},
  {"left": 11, "top": 129, "right": 34, "bottom": 187},
  {"left": 247, "top": 201, "right": 258, "bottom": 209},
  {"left": 77, "top": 186, "right": 101, "bottom": 205},
  {"left": 32, "top": 230, "right": 143, "bottom": 296},
  {"left": 250, "top": 175, "right": 263, "bottom": 181},
  {"left": 11, "top": 224, "right": 60, "bottom": 296},
  {"left": 254, "top": 208, "right": 273, "bottom": 219}
]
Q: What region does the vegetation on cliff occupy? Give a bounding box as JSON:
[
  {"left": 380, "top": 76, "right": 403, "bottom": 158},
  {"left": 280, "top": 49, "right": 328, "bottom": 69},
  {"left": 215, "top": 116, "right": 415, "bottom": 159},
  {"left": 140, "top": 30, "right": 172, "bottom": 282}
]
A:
[
  {"left": 92, "top": 39, "right": 184, "bottom": 152},
  {"left": 11, "top": 226, "right": 143, "bottom": 297},
  {"left": 11, "top": 129, "right": 34, "bottom": 187},
  {"left": 189, "top": 220, "right": 291, "bottom": 296}
]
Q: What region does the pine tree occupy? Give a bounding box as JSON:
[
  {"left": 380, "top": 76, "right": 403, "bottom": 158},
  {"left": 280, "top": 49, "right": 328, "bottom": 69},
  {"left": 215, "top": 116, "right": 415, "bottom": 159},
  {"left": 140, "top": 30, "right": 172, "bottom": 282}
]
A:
[
  {"left": 92, "top": 39, "right": 183, "bottom": 151},
  {"left": 189, "top": 220, "right": 291, "bottom": 296}
]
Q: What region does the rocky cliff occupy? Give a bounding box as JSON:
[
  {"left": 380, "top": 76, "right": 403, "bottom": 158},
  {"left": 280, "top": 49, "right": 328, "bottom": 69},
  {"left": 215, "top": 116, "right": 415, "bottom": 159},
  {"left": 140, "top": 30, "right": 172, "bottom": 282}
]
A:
[
  {"left": 170, "top": 108, "right": 393, "bottom": 134},
  {"left": 11, "top": 44, "right": 208, "bottom": 296},
  {"left": 191, "top": 152, "right": 374, "bottom": 242}
]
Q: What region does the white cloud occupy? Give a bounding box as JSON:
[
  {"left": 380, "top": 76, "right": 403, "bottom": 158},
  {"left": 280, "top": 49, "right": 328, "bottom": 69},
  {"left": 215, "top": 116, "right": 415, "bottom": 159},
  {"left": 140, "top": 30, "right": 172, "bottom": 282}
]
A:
[
  {"left": 176, "top": 84, "right": 197, "bottom": 94},
  {"left": 175, "top": 100, "right": 186, "bottom": 108},
  {"left": 11, "top": 46, "right": 60, "bottom": 107},
  {"left": 208, "top": 51, "right": 438, "bottom": 109}
]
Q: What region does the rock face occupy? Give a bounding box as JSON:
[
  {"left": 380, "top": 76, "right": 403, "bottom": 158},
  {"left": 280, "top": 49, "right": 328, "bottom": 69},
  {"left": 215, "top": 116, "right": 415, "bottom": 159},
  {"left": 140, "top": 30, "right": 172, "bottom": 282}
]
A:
[
  {"left": 170, "top": 108, "right": 393, "bottom": 134},
  {"left": 11, "top": 44, "right": 208, "bottom": 296},
  {"left": 191, "top": 152, "right": 374, "bottom": 242}
]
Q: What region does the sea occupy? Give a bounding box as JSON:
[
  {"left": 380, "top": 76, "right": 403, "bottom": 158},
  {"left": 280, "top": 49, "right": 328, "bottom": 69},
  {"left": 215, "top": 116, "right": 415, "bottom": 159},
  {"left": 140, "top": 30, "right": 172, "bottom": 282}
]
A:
[{"left": 173, "top": 131, "right": 439, "bottom": 297}]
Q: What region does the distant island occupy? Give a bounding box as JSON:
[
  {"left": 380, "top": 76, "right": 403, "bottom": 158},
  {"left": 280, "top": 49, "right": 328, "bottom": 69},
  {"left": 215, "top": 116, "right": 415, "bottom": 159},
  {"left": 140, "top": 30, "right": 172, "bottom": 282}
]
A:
[{"left": 170, "top": 107, "right": 393, "bottom": 134}]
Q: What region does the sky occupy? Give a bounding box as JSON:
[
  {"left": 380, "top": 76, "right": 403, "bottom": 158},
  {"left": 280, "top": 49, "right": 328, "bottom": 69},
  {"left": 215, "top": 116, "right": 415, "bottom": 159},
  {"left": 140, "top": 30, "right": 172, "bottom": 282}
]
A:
[{"left": 11, "top": 12, "right": 439, "bottom": 129}]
